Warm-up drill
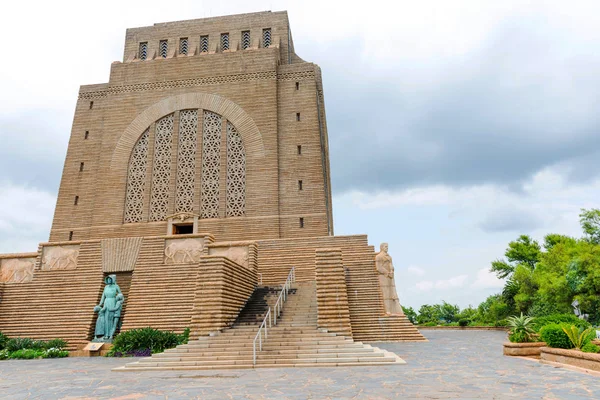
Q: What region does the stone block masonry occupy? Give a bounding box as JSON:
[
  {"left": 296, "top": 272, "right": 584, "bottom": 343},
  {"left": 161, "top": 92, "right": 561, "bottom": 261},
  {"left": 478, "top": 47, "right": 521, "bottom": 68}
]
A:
[{"left": 315, "top": 248, "right": 352, "bottom": 337}]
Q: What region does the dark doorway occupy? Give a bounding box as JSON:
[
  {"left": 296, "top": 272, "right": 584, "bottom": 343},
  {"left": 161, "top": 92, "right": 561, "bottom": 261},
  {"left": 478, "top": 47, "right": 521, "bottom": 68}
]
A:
[{"left": 173, "top": 223, "right": 194, "bottom": 235}]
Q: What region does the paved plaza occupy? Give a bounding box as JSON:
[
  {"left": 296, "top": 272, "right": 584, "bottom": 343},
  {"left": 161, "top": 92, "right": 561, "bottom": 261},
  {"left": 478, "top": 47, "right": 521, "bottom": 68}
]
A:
[{"left": 0, "top": 330, "right": 599, "bottom": 399}]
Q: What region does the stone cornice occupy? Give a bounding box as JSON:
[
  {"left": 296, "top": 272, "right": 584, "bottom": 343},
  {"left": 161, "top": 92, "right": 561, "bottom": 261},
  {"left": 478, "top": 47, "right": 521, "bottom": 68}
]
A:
[{"left": 78, "top": 70, "right": 316, "bottom": 100}]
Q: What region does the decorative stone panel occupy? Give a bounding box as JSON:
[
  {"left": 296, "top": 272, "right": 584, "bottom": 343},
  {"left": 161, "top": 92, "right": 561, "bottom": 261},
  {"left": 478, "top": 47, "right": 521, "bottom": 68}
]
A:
[
  {"left": 164, "top": 238, "right": 205, "bottom": 264},
  {"left": 0, "top": 257, "right": 36, "bottom": 283},
  {"left": 175, "top": 110, "right": 198, "bottom": 213},
  {"left": 149, "top": 114, "right": 174, "bottom": 221},
  {"left": 226, "top": 122, "right": 246, "bottom": 217},
  {"left": 101, "top": 237, "right": 143, "bottom": 272},
  {"left": 207, "top": 241, "right": 257, "bottom": 271},
  {"left": 124, "top": 129, "right": 149, "bottom": 223},
  {"left": 41, "top": 245, "right": 80, "bottom": 271},
  {"left": 201, "top": 111, "right": 222, "bottom": 219}
]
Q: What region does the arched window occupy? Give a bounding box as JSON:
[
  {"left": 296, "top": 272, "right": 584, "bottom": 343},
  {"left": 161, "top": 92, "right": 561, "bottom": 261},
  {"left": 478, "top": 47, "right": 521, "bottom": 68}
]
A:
[{"left": 123, "top": 110, "right": 246, "bottom": 223}]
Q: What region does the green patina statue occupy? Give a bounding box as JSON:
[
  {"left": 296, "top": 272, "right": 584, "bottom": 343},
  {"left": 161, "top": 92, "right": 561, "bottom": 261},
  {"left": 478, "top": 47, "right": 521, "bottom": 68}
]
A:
[{"left": 93, "top": 275, "right": 123, "bottom": 342}]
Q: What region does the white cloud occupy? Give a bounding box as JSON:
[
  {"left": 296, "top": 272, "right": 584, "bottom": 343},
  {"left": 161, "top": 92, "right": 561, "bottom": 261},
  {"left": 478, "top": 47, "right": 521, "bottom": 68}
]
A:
[
  {"left": 414, "top": 275, "right": 468, "bottom": 292},
  {"left": 470, "top": 268, "right": 505, "bottom": 289},
  {"left": 407, "top": 265, "right": 426, "bottom": 276},
  {"left": 0, "top": 183, "right": 55, "bottom": 253}
]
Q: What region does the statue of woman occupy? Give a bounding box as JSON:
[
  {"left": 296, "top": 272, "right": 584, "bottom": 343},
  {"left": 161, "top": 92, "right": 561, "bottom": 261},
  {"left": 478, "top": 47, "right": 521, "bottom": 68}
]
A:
[
  {"left": 93, "top": 275, "right": 122, "bottom": 341},
  {"left": 375, "top": 243, "right": 404, "bottom": 315}
]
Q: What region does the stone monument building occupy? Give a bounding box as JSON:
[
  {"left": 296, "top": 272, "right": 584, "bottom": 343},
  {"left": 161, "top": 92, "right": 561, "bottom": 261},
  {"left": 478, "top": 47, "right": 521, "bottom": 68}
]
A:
[{"left": 0, "top": 11, "right": 424, "bottom": 368}]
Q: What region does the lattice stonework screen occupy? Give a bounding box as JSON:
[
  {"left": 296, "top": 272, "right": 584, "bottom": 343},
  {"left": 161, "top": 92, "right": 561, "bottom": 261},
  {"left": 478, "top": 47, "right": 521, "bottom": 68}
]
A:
[
  {"left": 175, "top": 110, "right": 198, "bottom": 213},
  {"left": 201, "top": 111, "right": 222, "bottom": 218},
  {"left": 226, "top": 122, "right": 246, "bottom": 217},
  {"left": 149, "top": 114, "right": 174, "bottom": 221},
  {"left": 124, "top": 109, "right": 247, "bottom": 223},
  {"left": 124, "top": 129, "right": 150, "bottom": 223}
]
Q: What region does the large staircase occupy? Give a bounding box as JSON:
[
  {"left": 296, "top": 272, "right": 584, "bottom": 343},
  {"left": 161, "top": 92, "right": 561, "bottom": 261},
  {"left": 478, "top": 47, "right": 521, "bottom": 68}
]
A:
[{"left": 115, "top": 281, "right": 404, "bottom": 371}]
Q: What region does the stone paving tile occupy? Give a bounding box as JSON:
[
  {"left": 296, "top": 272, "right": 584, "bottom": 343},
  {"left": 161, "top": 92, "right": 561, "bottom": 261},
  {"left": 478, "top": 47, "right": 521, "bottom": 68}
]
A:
[{"left": 0, "top": 331, "right": 599, "bottom": 399}]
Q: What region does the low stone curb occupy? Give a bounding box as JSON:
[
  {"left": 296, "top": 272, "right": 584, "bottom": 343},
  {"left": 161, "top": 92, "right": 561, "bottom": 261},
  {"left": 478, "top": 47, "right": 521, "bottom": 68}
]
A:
[
  {"left": 503, "top": 342, "right": 546, "bottom": 357},
  {"left": 418, "top": 326, "right": 507, "bottom": 331},
  {"left": 540, "top": 347, "right": 600, "bottom": 372}
]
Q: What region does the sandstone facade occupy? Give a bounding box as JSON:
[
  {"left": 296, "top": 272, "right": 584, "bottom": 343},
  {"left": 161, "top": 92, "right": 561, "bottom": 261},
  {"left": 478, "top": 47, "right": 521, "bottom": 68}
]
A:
[{"left": 0, "top": 11, "right": 424, "bottom": 348}]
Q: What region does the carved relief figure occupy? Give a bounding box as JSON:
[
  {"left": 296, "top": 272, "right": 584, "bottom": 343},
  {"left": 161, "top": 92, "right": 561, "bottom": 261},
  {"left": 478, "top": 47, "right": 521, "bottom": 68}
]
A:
[
  {"left": 0, "top": 259, "right": 35, "bottom": 283},
  {"left": 41, "top": 246, "right": 79, "bottom": 270},
  {"left": 375, "top": 243, "right": 404, "bottom": 315},
  {"left": 164, "top": 239, "right": 204, "bottom": 263},
  {"left": 209, "top": 246, "right": 249, "bottom": 269},
  {"left": 93, "top": 275, "right": 123, "bottom": 342}
]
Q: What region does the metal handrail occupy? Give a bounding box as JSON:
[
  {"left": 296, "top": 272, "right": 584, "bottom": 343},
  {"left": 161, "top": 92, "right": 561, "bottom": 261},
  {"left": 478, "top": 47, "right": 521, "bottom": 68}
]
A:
[
  {"left": 253, "top": 308, "right": 271, "bottom": 366},
  {"left": 273, "top": 267, "right": 296, "bottom": 326},
  {"left": 252, "top": 267, "right": 295, "bottom": 365}
]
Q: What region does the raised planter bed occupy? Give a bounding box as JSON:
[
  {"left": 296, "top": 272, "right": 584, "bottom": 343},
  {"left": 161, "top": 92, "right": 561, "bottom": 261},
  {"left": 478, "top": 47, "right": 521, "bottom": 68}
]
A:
[
  {"left": 540, "top": 347, "right": 600, "bottom": 372},
  {"left": 503, "top": 341, "right": 546, "bottom": 357}
]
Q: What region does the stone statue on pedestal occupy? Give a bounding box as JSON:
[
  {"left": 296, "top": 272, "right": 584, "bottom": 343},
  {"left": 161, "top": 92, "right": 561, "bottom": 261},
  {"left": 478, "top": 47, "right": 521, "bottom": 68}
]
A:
[
  {"left": 93, "top": 275, "right": 123, "bottom": 342},
  {"left": 375, "top": 243, "right": 404, "bottom": 315}
]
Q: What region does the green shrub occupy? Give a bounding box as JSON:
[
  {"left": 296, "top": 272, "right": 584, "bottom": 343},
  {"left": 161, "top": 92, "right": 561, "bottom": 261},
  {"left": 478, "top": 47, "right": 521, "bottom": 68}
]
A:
[
  {"left": 582, "top": 342, "right": 600, "bottom": 353},
  {"left": 533, "top": 314, "right": 591, "bottom": 332},
  {"left": 6, "top": 338, "right": 34, "bottom": 352},
  {"left": 509, "top": 331, "right": 531, "bottom": 343},
  {"left": 108, "top": 327, "right": 185, "bottom": 356},
  {"left": 507, "top": 314, "right": 536, "bottom": 343},
  {"left": 494, "top": 319, "right": 508, "bottom": 327},
  {"left": 178, "top": 328, "right": 190, "bottom": 345},
  {"left": 3, "top": 337, "right": 68, "bottom": 353},
  {"left": 0, "top": 349, "right": 8, "bottom": 360},
  {"left": 44, "top": 339, "right": 68, "bottom": 350},
  {"left": 539, "top": 324, "right": 574, "bottom": 349},
  {"left": 562, "top": 325, "right": 595, "bottom": 349},
  {"left": 458, "top": 319, "right": 469, "bottom": 327},
  {"left": 0, "top": 332, "right": 8, "bottom": 350},
  {"left": 8, "top": 349, "right": 44, "bottom": 359},
  {"left": 43, "top": 348, "right": 69, "bottom": 358}
]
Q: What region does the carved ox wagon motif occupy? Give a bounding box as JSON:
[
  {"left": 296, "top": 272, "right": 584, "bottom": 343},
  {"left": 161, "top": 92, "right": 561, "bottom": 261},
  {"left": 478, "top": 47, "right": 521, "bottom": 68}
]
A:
[{"left": 164, "top": 239, "right": 204, "bottom": 264}]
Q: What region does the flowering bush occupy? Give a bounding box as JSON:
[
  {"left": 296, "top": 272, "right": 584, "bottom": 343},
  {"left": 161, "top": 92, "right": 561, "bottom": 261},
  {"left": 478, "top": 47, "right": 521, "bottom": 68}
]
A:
[
  {"left": 43, "top": 348, "right": 69, "bottom": 358},
  {"left": 0, "top": 332, "right": 68, "bottom": 360}
]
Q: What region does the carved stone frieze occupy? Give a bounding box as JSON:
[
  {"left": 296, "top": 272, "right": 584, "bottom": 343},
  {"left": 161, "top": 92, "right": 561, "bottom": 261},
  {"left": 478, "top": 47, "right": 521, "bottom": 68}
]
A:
[
  {"left": 41, "top": 245, "right": 80, "bottom": 271},
  {"left": 0, "top": 258, "right": 35, "bottom": 283},
  {"left": 164, "top": 238, "right": 205, "bottom": 264},
  {"left": 208, "top": 246, "right": 249, "bottom": 269}
]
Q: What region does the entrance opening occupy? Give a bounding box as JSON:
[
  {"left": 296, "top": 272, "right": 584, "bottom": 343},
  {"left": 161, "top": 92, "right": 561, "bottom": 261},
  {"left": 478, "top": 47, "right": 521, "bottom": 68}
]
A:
[{"left": 173, "top": 223, "right": 194, "bottom": 235}]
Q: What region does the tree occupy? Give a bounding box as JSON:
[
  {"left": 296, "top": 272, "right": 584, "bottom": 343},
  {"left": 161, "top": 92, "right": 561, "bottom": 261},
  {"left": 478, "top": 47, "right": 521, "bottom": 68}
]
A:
[
  {"left": 402, "top": 306, "right": 417, "bottom": 324},
  {"left": 416, "top": 304, "right": 440, "bottom": 324},
  {"left": 436, "top": 301, "right": 460, "bottom": 323},
  {"left": 490, "top": 235, "right": 541, "bottom": 279},
  {"left": 580, "top": 208, "right": 600, "bottom": 244}
]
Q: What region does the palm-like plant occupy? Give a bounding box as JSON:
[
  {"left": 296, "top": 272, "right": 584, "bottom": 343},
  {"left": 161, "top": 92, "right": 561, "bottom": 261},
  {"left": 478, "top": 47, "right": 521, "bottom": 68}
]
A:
[
  {"left": 507, "top": 313, "right": 536, "bottom": 343},
  {"left": 562, "top": 325, "right": 594, "bottom": 350}
]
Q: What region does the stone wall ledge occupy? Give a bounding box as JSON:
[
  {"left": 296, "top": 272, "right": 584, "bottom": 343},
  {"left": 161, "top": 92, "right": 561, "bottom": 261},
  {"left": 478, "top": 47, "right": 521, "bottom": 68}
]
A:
[
  {"left": 418, "top": 326, "right": 507, "bottom": 331},
  {"left": 0, "top": 253, "right": 38, "bottom": 259},
  {"left": 540, "top": 347, "right": 600, "bottom": 372}
]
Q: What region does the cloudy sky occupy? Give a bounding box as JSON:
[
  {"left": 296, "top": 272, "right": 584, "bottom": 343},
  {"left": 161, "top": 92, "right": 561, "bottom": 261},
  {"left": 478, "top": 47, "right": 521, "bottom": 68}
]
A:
[{"left": 1, "top": 0, "right": 599, "bottom": 309}]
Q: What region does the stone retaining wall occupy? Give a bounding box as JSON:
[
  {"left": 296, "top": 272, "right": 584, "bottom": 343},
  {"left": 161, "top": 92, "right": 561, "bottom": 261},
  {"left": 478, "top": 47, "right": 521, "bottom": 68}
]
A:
[{"left": 540, "top": 347, "right": 600, "bottom": 372}]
